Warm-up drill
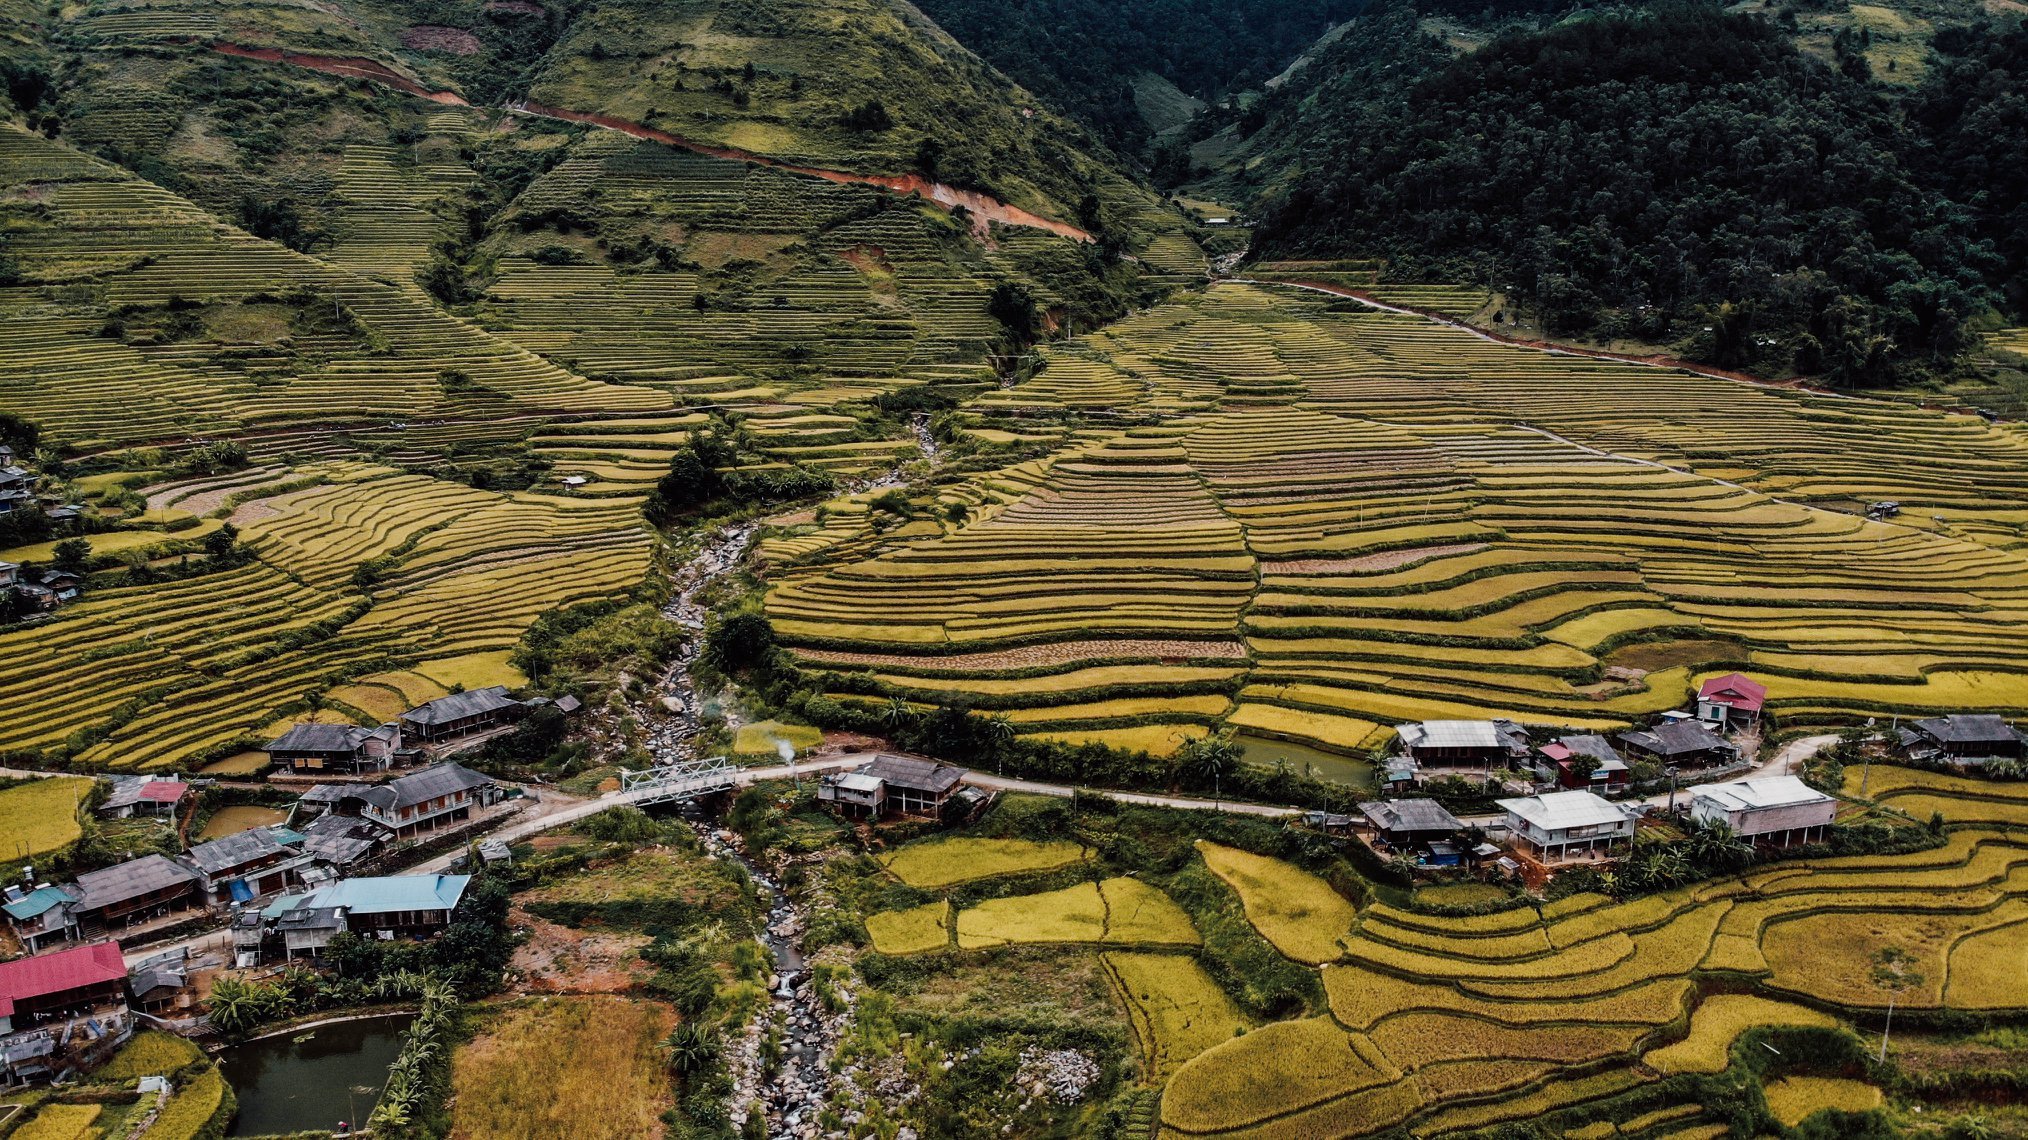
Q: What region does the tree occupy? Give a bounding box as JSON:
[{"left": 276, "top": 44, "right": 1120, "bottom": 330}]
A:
[
  {"left": 1870, "top": 945, "right": 1924, "bottom": 1061},
  {"left": 417, "top": 254, "right": 473, "bottom": 305},
  {"left": 840, "top": 100, "right": 892, "bottom": 132},
  {"left": 705, "top": 611, "right": 776, "bottom": 674},
  {"left": 1684, "top": 817, "right": 1754, "bottom": 872},
  {"left": 202, "top": 522, "right": 241, "bottom": 560},
  {"left": 1176, "top": 733, "right": 1239, "bottom": 793},
  {"left": 913, "top": 137, "right": 944, "bottom": 179},
  {"left": 50, "top": 537, "right": 89, "bottom": 574},
  {"left": 987, "top": 282, "right": 1038, "bottom": 337}
]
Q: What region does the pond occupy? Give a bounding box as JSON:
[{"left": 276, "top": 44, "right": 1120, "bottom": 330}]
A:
[
  {"left": 216, "top": 1013, "right": 412, "bottom": 1136},
  {"left": 1237, "top": 734, "right": 1374, "bottom": 789}
]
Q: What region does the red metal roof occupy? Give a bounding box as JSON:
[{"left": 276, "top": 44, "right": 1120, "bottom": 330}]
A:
[
  {"left": 138, "top": 781, "right": 188, "bottom": 802},
  {"left": 0, "top": 941, "right": 126, "bottom": 1017},
  {"left": 1698, "top": 672, "right": 1766, "bottom": 712},
  {"left": 1539, "top": 742, "right": 1572, "bottom": 761}
]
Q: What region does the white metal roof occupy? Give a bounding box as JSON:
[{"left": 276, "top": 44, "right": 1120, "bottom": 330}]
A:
[
  {"left": 836, "top": 773, "right": 884, "bottom": 793},
  {"left": 1496, "top": 790, "right": 1630, "bottom": 830},
  {"left": 1690, "top": 775, "right": 1831, "bottom": 812},
  {"left": 1402, "top": 720, "right": 1500, "bottom": 749}
]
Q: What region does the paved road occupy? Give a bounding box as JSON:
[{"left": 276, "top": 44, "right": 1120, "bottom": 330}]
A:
[
  {"left": 408, "top": 756, "right": 865, "bottom": 873},
  {"left": 961, "top": 771, "right": 1304, "bottom": 818}
]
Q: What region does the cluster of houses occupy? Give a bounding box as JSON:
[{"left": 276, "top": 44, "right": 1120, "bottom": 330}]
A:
[
  {"left": 263, "top": 687, "right": 578, "bottom": 773},
  {"left": 1349, "top": 673, "right": 1845, "bottom": 872},
  {"left": 1352, "top": 774, "right": 1838, "bottom": 873},
  {"left": 1, "top": 868, "right": 477, "bottom": 1085},
  {"left": 1389, "top": 674, "right": 1768, "bottom": 797},
  {"left": 3, "top": 763, "right": 501, "bottom": 953},
  {"left": 0, "top": 445, "right": 90, "bottom": 614}
]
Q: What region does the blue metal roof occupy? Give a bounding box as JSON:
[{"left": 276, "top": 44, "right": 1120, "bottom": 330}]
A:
[
  {"left": 2, "top": 886, "right": 74, "bottom": 921},
  {"left": 289, "top": 874, "right": 471, "bottom": 916}
]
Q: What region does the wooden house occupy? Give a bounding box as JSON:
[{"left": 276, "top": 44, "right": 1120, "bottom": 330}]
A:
[
  {"left": 397, "top": 687, "right": 524, "bottom": 744},
  {"left": 263, "top": 722, "right": 400, "bottom": 775}
]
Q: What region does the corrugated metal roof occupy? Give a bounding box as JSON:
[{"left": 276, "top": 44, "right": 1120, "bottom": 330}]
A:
[
  {"left": 2, "top": 885, "right": 76, "bottom": 921},
  {"left": 0, "top": 942, "right": 126, "bottom": 1016},
  {"left": 1496, "top": 790, "right": 1631, "bottom": 831},
  {"left": 71, "top": 855, "right": 200, "bottom": 911},
  {"left": 290, "top": 874, "right": 471, "bottom": 916},
  {"left": 400, "top": 686, "right": 517, "bottom": 726},
  {"left": 1691, "top": 775, "right": 1832, "bottom": 812},
  {"left": 1400, "top": 720, "right": 1502, "bottom": 749},
  {"left": 183, "top": 827, "right": 292, "bottom": 876}
]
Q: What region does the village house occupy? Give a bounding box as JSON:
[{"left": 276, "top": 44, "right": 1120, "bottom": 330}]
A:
[
  {"left": 125, "top": 948, "right": 193, "bottom": 1017},
  {"left": 296, "top": 813, "right": 388, "bottom": 871},
  {"left": 236, "top": 874, "right": 471, "bottom": 963},
  {"left": 65, "top": 855, "right": 203, "bottom": 936},
  {"left": 300, "top": 763, "right": 500, "bottom": 838},
  {"left": 1395, "top": 719, "right": 1530, "bottom": 769},
  {"left": 263, "top": 722, "right": 401, "bottom": 775},
  {"left": 397, "top": 687, "right": 525, "bottom": 745},
  {"left": 1537, "top": 734, "right": 1630, "bottom": 790},
  {"left": 1496, "top": 790, "right": 1636, "bottom": 864},
  {"left": 817, "top": 754, "right": 966, "bottom": 819},
  {"left": 1356, "top": 798, "right": 1466, "bottom": 853},
  {"left": 0, "top": 561, "right": 17, "bottom": 588},
  {"left": 1696, "top": 673, "right": 1767, "bottom": 730},
  {"left": 1689, "top": 775, "right": 1837, "bottom": 847},
  {"left": 182, "top": 826, "right": 312, "bottom": 905},
  {"left": 1616, "top": 720, "right": 1740, "bottom": 770},
  {"left": 0, "top": 942, "right": 133, "bottom": 1086},
  {"left": 97, "top": 775, "right": 189, "bottom": 820},
  {"left": 1, "top": 885, "right": 79, "bottom": 953},
  {"left": 1898, "top": 714, "right": 2028, "bottom": 763}
]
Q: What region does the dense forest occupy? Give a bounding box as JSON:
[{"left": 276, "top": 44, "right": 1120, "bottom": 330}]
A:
[
  {"left": 908, "top": 0, "right": 1362, "bottom": 153},
  {"left": 1246, "top": 1, "right": 2028, "bottom": 386}
]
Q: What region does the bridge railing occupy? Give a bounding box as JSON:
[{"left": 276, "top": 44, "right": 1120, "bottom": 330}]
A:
[{"left": 619, "top": 756, "right": 739, "bottom": 803}]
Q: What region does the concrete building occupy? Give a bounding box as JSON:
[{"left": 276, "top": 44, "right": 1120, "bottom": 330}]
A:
[
  {"left": 1496, "top": 790, "right": 1636, "bottom": 864},
  {"left": 1689, "top": 775, "right": 1836, "bottom": 846}
]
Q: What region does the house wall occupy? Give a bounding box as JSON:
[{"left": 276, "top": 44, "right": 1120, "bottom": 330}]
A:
[{"left": 1699, "top": 799, "right": 1837, "bottom": 836}]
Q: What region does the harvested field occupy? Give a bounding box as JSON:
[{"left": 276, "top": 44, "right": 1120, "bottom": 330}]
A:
[{"left": 450, "top": 997, "right": 674, "bottom": 1140}]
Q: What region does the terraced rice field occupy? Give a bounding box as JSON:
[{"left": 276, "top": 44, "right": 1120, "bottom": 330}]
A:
[
  {"left": 0, "top": 778, "right": 94, "bottom": 863},
  {"left": 0, "top": 459, "right": 650, "bottom": 770},
  {"left": 880, "top": 836, "right": 1092, "bottom": 888},
  {"left": 769, "top": 283, "right": 2028, "bottom": 752},
  {"left": 1137, "top": 767, "right": 2028, "bottom": 1138}
]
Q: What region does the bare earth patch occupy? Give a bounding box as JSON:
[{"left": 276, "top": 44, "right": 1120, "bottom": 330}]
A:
[
  {"left": 793, "top": 638, "right": 1248, "bottom": 671},
  {"left": 1260, "top": 543, "right": 1488, "bottom": 575},
  {"left": 507, "top": 908, "right": 654, "bottom": 995},
  {"left": 402, "top": 25, "right": 483, "bottom": 54}
]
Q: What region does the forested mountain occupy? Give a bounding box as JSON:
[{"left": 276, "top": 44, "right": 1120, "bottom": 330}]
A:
[
  {"left": 1234, "top": 1, "right": 2027, "bottom": 386},
  {"left": 908, "top": 0, "right": 1362, "bottom": 153}
]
